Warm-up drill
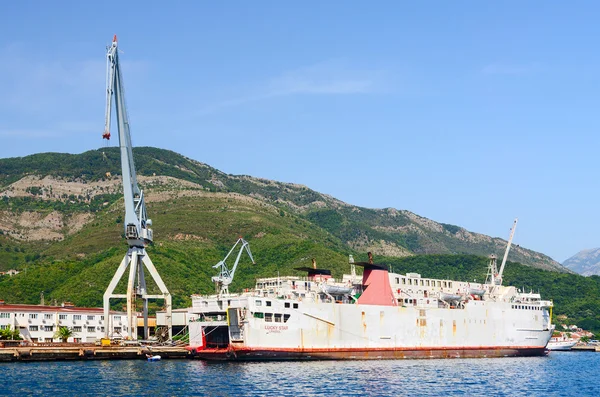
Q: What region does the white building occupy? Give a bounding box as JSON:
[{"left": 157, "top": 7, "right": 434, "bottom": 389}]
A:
[{"left": 0, "top": 302, "right": 137, "bottom": 343}]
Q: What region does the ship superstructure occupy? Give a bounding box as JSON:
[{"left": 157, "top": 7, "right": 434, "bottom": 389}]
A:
[{"left": 187, "top": 253, "right": 553, "bottom": 360}]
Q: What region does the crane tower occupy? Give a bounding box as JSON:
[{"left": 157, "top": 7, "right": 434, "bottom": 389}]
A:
[{"left": 102, "top": 35, "right": 172, "bottom": 341}]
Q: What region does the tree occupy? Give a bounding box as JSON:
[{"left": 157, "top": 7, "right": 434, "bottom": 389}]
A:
[
  {"left": 0, "top": 326, "right": 22, "bottom": 340},
  {"left": 54, "top": 326, "right": 76, "bottom": 343}
]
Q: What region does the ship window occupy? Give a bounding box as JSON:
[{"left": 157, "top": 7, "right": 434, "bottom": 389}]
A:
[
  {"left": 253, "top": 312, "right": 264, "bottom": 319},
  {"left": 443, "top": 282, "right": 447, "bottom": 288},
  {"left": 402, "top": 278, "right": 406, "bottom": 285},
  {"left": 266, "top": 301, "right": 272, "bottom": 307},
  {"left": 437, "top": 281, "right": 441, "bottom": 287},
  {"left": 395, "top": 278, "right": 400, "bottom": 284},
  {"left": 409, "top": 279, "right": 413, "bottom": 285},
  {"left": 285, "top": 302, "right": 290, "bottom": 308},
  {"left": 420, "top": 280, "right": 424, "bottom": 286},
  {"left": 449, "top": 282, "right": 453, "bottom": 288},
  {"left": 255, "top": 300, "right": 262, "bottom": 306},
  {"left": 274, "top": 314, "right": 282, "bottom": 323},
  {"left": 293, "top": 303, "right": 299, "bottom": 309},
  {"left": 284, "top": 314, "right": 290, "bottom": 323},
  {"left": 426, "top": 280, "right": 430, "bottom": 286},
  {"left": 265, "top": 313, "right": 273, "bottom": 322}
]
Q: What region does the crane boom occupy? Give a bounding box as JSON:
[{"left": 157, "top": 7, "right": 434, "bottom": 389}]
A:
[
  {"left": 212, "top": 238, "right": 255, "bottom": 296},
  {"left": 104, "top": 35, "right": 150, "bottom": 247},
  {"left": 497, "top": 218, "right": 518, "bottom": 285},
  {"left": 102, "top": 35, "right": 171, "bottom": 342}
]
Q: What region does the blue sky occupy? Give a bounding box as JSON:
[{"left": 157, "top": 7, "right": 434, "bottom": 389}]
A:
[{"left": 1, "top": 1, "right": 599, "bottom": 263}]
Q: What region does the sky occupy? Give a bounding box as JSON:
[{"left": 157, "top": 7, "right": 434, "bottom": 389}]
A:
[{"left": 1, "top": 1, "right": 599, "bottom": 263}]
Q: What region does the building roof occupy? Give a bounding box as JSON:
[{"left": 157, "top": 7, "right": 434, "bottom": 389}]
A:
[{"left": 0, "top": 303, "right": 130, "bottom": 315}]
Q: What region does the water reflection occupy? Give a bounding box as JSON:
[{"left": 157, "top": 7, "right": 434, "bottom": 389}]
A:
[{"left": 0, "top": 353, "right": 597, "bottom": 396}]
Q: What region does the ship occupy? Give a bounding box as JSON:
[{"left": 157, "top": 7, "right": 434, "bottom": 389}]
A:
[
  {"left": 547, "top": 337, "right": 577, "bottom": 351},
  {"left": 187, "top": 252, "right": 554, "bottom": 360}
]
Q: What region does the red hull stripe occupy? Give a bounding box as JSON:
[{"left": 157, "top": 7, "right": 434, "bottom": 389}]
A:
[{"left": 191, "top": 346, "right": 548, "bottom": 360}]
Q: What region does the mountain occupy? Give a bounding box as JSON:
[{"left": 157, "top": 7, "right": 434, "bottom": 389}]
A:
[
  {"left": 0, "top": 147, "right": 568, "bottom": 309},
  {"left": 563, "top": 248, "right": 600, "bottom": 276}
]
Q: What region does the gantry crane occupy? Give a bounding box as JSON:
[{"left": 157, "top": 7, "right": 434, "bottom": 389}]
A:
[
  {"left": 212, "top": 238, "right": 255, "bottom": 296},
  {"left": 102, "top": 35, "right": 172, "bottom": 341}
]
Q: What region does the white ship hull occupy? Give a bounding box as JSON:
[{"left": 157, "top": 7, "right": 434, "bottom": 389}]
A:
[
  {"left": 188, "top": 258, "right": 553, "bottom": 360},
  {"left": 189, "top": 297, "right": 552, "bottom": 360}
]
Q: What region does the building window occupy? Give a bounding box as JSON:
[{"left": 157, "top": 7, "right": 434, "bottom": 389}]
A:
[
  {"left": 45, "top": 338, "right": 53, "bottom": 342},
  {"left": 29, "top": 314, "right": 38, "bottom": 319},
  {"left": 44, "top": 314, "right": 53, "bottom": 320},
  {"left": 59, "top": 314, "right": 67, "bottom": 320},
  {"left": 73, "top": 315, "right": 82, "bottom": 321},
  {"left": 44, "top": 326, "right": 53, "bottom": 332},
  {"left": 0, "top": 313, "right": 9, "bottom": 318},
  {"left": 73, "top": 326, "right": 82, "bottom": 332},
  {"left": 88, "top": 327, "right": 95, "bottom": 333},
  {"left": 114, "top": 327, "right": 122, "bottom": 333},
  {"left": 74, "top": 338, "right": 82, "bottom": 343},
  {"left": 100, "top": 327, "right": 105, "bottom": 332},
  {"left": 114, "top": 316, "right": 121, "bottom": 321},
  {"left": 29, "top": 326, "right": 39, "bottom": 331},
  {"left": 100, "top": 316, "right": 104, "bottom": 321},
  {"left": 87, "top": 315, "right": 95, "bottom": 321},
  {"left": 0, "top": 325, "right": 9, "bottom": 330}
]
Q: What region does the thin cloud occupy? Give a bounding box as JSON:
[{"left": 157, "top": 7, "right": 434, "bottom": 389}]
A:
[
  {"left": 0, "top": 128, "right": 61, "bottom": 138},
  {"left": 0, "top": 44, "right": 149, "bottom": 142},
  {"left": 198, "top": 60, "right": 382, "bottom": 115}
]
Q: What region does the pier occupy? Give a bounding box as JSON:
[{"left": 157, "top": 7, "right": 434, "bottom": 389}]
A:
[{"left": 0, "top": 345, "right": 189, "bottom": 362}]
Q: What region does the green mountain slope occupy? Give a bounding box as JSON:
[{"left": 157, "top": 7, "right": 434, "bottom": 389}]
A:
[{"left": 0, "top": 147, "right": 564, "bottom": 269}]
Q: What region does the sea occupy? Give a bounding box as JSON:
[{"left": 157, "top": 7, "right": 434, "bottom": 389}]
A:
[{"left": 1, "top": 351, "right": 599, "bottom": 396}]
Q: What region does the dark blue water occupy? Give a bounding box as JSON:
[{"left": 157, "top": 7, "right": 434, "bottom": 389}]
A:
[{"left": 1, "top": 352, "right": 599, "bottom": 396}]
